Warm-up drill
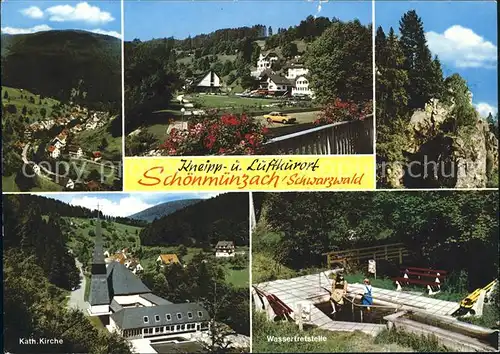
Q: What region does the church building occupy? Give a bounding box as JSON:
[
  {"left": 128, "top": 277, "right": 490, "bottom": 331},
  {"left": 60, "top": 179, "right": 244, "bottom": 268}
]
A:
[{"left": 87, "top": 215, "right": 210, "bottom": 344}]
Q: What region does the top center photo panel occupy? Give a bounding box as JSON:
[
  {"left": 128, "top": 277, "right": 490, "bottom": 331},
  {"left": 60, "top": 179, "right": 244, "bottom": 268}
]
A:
[{"left": 124, "top": 1, "right": 374, "bottom": 157}]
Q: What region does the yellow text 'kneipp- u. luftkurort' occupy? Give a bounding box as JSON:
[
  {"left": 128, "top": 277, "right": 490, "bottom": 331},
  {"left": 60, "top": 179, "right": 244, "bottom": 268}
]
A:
[{"left": 124, "top": 155, "right": 375, "bottom": 191}]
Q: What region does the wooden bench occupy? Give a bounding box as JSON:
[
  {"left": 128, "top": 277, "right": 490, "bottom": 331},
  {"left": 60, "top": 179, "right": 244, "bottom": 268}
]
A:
[
  {"left": 402, "top": 270, "right": 446, "bottom": 279},
  {"left": 392, "top": 276, "right": 440, "bottom": 287},
  {"left": 393, "top": 276, "right": 442, "bottom": 295},
  {"left": 402, "top": 266, "right": 447, "bottom": 275}
]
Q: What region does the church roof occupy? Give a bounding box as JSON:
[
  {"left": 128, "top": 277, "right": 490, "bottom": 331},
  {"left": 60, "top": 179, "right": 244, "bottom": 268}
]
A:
[
  {"left": 110, "top": 302, "right": 209, "bottom": 330},
  {"left": 106, "top": 262, "right": 151, "bottom": 296},
  {"left": 140, "top": 293, "right": 173, "bottom": 306},
  {"left": 89, "top": 274, "right": 110, "bottom": 306}
]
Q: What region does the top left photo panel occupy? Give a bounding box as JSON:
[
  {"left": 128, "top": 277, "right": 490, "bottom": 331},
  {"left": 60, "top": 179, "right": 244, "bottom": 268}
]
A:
[{"left": 1, "top": 1, "right": 123, "bottom": 192}]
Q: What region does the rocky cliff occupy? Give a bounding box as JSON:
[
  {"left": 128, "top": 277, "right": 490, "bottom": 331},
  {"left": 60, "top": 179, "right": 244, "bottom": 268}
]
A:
[{"left": 387, "top": 99, "right": 498, "bottom": 188}]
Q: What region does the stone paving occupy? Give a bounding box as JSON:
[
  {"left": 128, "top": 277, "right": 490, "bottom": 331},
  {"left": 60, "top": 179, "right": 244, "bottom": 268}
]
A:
[{"left": 255, "top": 271, "right": 461, "bottom": 336}]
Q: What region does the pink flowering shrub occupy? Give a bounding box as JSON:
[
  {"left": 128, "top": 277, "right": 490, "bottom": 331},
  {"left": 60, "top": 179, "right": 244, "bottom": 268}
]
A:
[
  {"left": 314, "top": 99, "right": 373, "bottom": 125},
  {"left": 159, "top": 111, "right": 270, "bottom": 155}
]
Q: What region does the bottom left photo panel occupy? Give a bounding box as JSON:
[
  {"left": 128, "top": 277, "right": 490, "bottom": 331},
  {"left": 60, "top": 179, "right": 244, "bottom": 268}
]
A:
[{"left": 3, "top": 192, "right": 250, "bottom": 354}]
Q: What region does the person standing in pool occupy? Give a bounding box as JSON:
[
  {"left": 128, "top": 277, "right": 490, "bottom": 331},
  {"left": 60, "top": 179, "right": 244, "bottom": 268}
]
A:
[
  {"left": 362, "top": 278, "right": 373, "bottom": 310},
  {"left": 330, "top": 273, "right": 348, "bottom": 314}
]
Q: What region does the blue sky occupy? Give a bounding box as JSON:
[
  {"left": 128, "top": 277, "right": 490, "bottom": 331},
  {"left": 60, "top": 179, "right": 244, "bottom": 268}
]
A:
[
  {"left": 376, "top": 1, "right": 498, "bottom": 117},
  {"left": 40, "top": 192, "right": 222, "bottom": 217},
  {"left": 124, "top": 1, "right": 372, "bottom": 41},
  {"left": 1, "top": 1, "right": 121, "bottom": 38}
]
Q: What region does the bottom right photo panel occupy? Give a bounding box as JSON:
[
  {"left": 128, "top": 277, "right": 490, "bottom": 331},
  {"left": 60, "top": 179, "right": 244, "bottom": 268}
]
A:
[{"left": 251, "top": 191, "right": 499, "bottom": 353}]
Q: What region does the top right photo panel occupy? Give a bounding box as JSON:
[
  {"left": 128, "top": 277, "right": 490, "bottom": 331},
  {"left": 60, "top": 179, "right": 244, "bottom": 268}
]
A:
[{"left": 376, "top": 1, "right": 498, "bottom": 189}]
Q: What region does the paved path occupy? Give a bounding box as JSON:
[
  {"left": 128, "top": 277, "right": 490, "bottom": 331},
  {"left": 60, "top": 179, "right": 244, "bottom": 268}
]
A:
[
  {"left": 67, "top": 258, "right": 88, "bottom": 312},
  {"left": 254, "top": 271, "right": 461, "bottom": 336}
]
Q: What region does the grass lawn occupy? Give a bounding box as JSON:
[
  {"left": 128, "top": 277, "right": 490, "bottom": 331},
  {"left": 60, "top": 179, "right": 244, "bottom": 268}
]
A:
[
  {"left": 2, "top": 86, "right": 61, "bottom": 123},
  {"left": 140, "top": 246, "right": 205, "bottom": 271},
  {"left": 74, "top": 116, "right": 122, "bottom": 160},
  {"left": 32, "top": 175, "right": 64, "bottom": 191},
  {"left": 66, "top": 217, "right": 143, "bottom": 256},
  {"left": 84, "top": 274, "right": 91, "bottom": 301},
  {"left": 2, "top": 174, "right": 21, "bottom": 192},
  {"left": 225, "top": 266, "right": 249, "bottom": 288},
  {"left": 253, "top": 311, "right": 412, "bottom": 353},
  {"left": 70, "top": 159, "right": 119, "bottom": 186},
  {"left": 192, "top": 95, "right": 280, "bottom": 109},
  {"left": 87, "top": 315, "right": 105, "bottom": 330},
  {"left": 146, "top": 123, "right": 171, "bottom": 141}
]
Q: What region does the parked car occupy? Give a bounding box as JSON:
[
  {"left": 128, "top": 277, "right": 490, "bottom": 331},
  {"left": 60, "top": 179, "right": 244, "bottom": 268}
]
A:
[{"left": 263, "top": 112, "right": 297, "bottom": 124}]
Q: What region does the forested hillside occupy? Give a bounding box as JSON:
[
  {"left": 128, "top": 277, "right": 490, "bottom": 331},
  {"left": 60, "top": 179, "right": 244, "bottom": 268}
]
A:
[
  {"left": 124, "top": 15, "right": 360, "bottom": 132},
  {"left": 140, "top": 193, "right": 249, "bottom": 247},
  {"left": 1, "top": 30, "right": 121, "bottom": 112},
  {"left": 129, "top": 198, "right": 202, "bottom": 222},
  {"left": 3, "top": 194, "right": 131, "bottom": 353},
  {"left": 254, "top": 191, "right": 498, "bottom": 290}
]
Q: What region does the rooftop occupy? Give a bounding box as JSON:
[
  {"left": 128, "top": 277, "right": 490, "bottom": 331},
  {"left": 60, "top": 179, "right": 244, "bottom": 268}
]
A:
[
  {"left": 107, "top": 262, "right": 151, "bottom": 296},
  {"left": 111, "top": 302, "right": 210, "bottom": 330}
]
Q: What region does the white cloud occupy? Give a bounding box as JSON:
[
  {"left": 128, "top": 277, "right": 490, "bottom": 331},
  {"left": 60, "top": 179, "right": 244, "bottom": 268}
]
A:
[
  {"left": 1, "top": 24, "right": 52, "bottom": 35},
  {"left": 475, "top": 102, "right": 497, "bottom": 118},
  {"left": 68, "top": 196, "right": 155, "bottom": 218},
  {"left": 46, "top": 2, "right": 114, "bottom": 25},
  {"left": 314, "top": 0, "right": 328, "bottom": 18},
  {"left": 426, "top": 25, "right": 497, "bottom": 69},
  {"left": 89, "top": 28, "right": 121, "bottom": 39},
  {"left": 20, "top": 6, "right": 44, "bottom": 19}
]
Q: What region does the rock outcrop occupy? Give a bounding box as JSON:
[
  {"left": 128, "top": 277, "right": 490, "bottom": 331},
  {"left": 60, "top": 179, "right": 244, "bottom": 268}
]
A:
[{"left": 386, "top": 99, "right": 498, "bottom": 188}]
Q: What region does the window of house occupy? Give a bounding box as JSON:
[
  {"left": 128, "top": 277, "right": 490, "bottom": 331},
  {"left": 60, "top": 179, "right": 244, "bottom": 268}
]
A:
[
  {"left": 187, "top": 311, "right": 193, "bottom": 319},
  {"left": 143, "top": 316, "right": 149, "bottom": 324},
  {"left": 155, "top": 327, "right": 160, "bottom": 333},
  {"left": 181, "top": 324, "right": 185, "bottom": 330},
  {"left": 198, "top": 311, "right": 203, "bottom": 318},
  {"left": 155, "top": 315, "right": 160, "bottom": 322},
  {"left": 177, "top": 313, "right": 182, "bottom": 320},
  {"left": 166, "top": 314, "right": 171, "bottom": 321}
]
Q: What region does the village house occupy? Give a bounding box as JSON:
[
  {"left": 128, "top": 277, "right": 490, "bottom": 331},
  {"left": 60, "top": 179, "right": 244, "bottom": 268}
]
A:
[
  {"left": 60, "top": 177, "right": 75, "bottom": 190},
  {"left": 257, "top": 52, "right": 279, "bottom": 71},
  {"left": 87, "top": 217, "right": 210, "bottom": 346},
  {"left": 92, "top": 151, "right": 102, "bottom": 162},
  {"left": 292, "top": 75, "right": 314, "bottom": 98},
  {"left": 71, "top": 124, "right": 83, "bottom": 133},
  {"left": 124, "top": 259, "right": 144, "bottom": 274},
  {"left": 264, "top": 74, "right": 294, "bottom": 96},
  {"left": 285, "top": 64, "right": 309, "bottom": 80},
  {"left": 192, "top": 71, "right": 222, "bottom": 92},
  {"left": 215, "top": 241, "right": 235, "bottom": 258},
  {"left": 156, "top": 254, "right": 181, "bottom": 267},
  {"left": 33, "top": 164, "right": 41, "bottom": 175},
  {"left": 47, "top": 145, "right": 60, "bottom": 159},
  {"left": 69, "top": 146, "right": 83, "bottom": 159}
]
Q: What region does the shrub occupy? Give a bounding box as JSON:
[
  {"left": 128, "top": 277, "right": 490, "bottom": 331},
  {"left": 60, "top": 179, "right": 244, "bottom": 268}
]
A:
[
  {"left": 314, "top": 99, "right": 372, "bottom": 125},
  {"left": 159, "top": 112, "right": 269, "bottom": 155}
]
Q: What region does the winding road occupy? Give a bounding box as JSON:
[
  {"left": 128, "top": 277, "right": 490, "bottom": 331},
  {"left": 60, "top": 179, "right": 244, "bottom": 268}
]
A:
[{"left": 67, "top": 258, "right": 88, "bottom": 312}]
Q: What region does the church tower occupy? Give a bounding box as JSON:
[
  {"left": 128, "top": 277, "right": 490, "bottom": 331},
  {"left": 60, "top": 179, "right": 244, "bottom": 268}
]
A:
[{"left": 88, "top": 207, "right": 111, "bottom": 316}]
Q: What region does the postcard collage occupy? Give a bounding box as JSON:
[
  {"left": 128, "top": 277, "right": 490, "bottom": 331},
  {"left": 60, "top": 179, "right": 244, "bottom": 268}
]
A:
[{"left": 1, "top": 0, "right": 499, "bottom": 353}]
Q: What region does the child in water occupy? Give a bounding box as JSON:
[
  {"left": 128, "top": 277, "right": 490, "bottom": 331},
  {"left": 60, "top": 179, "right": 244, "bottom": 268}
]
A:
[{"left": 362, "top": 278, "right": 373, "bottom": 310}]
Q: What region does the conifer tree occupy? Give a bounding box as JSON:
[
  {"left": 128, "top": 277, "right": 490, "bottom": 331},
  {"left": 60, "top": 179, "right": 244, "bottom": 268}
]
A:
[{"left": 399, "top": 10, "right": 441, "bottom": 108}]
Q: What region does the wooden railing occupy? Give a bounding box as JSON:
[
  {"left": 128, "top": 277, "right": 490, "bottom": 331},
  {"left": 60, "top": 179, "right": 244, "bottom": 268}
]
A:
[
  {"left": 323, "top": 242, "right": 410, "bottom": 267},
  {"left": 264, "top": 114, "right": 373, "bottom": 155}
]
